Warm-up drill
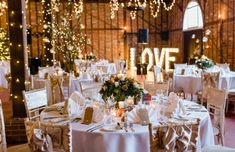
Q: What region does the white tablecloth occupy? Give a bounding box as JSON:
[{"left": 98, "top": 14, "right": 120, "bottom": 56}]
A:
[
  {"left": 0, "top": 64, "right": 10, "bottom": 88},
  {"left": 70, "top": 77, "right": 94, "bottom": 94},
  {"left": 174, "top": 72, "right": 235, "bottom": 94},
  {"left": 40, "top": 100, "right": 214, "bottom": 152},
  {"left": 91, "top": 63, "right": 117, "bottom": 75}
]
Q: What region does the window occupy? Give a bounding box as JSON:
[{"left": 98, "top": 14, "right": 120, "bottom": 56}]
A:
[{"left": 183, "top": 1, "right": 203, "bottom": 31}]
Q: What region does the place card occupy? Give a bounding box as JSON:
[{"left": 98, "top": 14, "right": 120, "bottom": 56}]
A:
[
  {"left": 82, "top": 107, "right": 93, "bottom": 125},
  {"left": 138, "top": 108, "right": 150, "bottom": 125}
]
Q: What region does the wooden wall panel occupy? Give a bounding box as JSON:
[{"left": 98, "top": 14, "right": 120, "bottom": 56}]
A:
[{"left": 168, "top": 0, "right": 235, "bottom": 70}]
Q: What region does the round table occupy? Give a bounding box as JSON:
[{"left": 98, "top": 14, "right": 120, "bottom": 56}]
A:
[
  {"left": 40, "top": 100, "right": 214, "bottom": 152},
  {"left": 174, "top": 72, "right": 235, "bottom": 95}
]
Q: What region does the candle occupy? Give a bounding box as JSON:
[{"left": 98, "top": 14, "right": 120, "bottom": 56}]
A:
[
  {"left": 92, "top": 101, "right": 99, "bottom": 109},
  {"left": 126, "top": 98, "right": 134, "bottom": 106},
  {"left": 118, "top": 101, "right": 125, "bottom": 109},
  {"left": 58, "top": 70, "right": 63, "bottom": 76}
]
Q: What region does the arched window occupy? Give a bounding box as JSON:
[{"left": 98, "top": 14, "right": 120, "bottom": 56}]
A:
[{"left": 183, "top": 1, "right": 203, "bottom": 31}]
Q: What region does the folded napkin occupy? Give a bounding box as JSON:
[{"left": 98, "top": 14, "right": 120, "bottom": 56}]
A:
[
  {"left": 127, "top": 104, "right": 158, "bottom": 124},
  {"left": 82, "top": 72, "right": 91, "bottom": 79},
  {"left": 44, "top": 105, "right": 63, "bottom": 112},
  {"left": 70, "top": 91, "right": 86, "bottom": 106},
  {"left": 178, "top": 100, "right": 187, "bottom": 115},
  {"left": 67, "top": 98, "right": 83, "bottom": 117},
  {"left": 167, "top": 92, "right": 179, "bottom": 114},
  {"left": 39, "top": 69, "right": 49, "bottom": 79},
  {"left": 81, "top": 106, "right": 104, "bottom": 123}
]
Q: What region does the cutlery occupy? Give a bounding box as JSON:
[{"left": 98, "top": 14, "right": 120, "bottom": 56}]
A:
[
  {"left": 44, "top": 115, "right": 67, "bottom": 120},
  {"left": 90, "top": 124, "right": 104, "bottom": 132},
  {"left": 55, "top": 118, "right": 68, "bottom": 123},
  {"left": 117, "top": 123, "right": 123, "bottom": 129},
  {"left": 187, "top": 110, "right": 207, "bottom": 112},
  {"left": 86, "top": 123, "right": 104, "bottom": 132},
  {"left": 129, "top": 123, "right": 135, "bottom": 132},
  {"left": 44, "top": 117, "right": 59, "bottom": 120},
  {"left": 71, "top": 117, "right": 82, "bottom": 123},
  {"left": 124, "top": 122, "right": 128, "bottom": 132}
]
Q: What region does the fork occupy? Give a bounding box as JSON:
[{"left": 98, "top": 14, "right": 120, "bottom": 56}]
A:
[
  {"left": 129, "top": 123, "right": 135, "bottom": 132},
  {"left": 124, "top": 122, "right": 128, "bottom": 132}
]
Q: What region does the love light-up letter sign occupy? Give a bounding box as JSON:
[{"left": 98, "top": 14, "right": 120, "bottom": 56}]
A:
[{"left": 130, "top": 47, "right": 179, "bottom": 72}]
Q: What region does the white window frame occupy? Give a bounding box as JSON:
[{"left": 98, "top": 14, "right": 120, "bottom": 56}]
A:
[{"left": 183, "top": 1, "right": 203, "bottom": 31}]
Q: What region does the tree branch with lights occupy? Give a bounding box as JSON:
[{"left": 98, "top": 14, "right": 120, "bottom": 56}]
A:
[
  {"left": 51, "top": 0, "right": 85, "bottom": 72},
  {"left": 0, "top": 28, "right": 10, "bottom": 60}
]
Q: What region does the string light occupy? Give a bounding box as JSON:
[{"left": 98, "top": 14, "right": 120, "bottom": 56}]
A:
[
  {"left": 0, "top": 0, "right": 7, "bottom": 16},
  {"left": 74, "top": 0, "right": 83, "bottom": 18},
  {"left": 110, "top": 0, "right": 175, "bottom": 19},
  {"left": 110, "top": 0, "right": 119, "bottom": 19},
  {"left": 150, "top": 0, "right": 161, "bottom": 18},
  {"left": 161, "top": 0, "right": 175, "bottom": 11},
  {"left": 0, "top": 28, "right": 10, "bottom": 60},
  {"left": 50, "top": 0, "right": 86, "bottom": 71},
  {"left": 127, "top": 0, "right": 147, "bottom": 20}
]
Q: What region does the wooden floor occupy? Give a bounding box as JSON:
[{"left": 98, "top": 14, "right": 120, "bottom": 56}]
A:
[{"left": 0, "top": 70, "right": 235, "bottom": 148}]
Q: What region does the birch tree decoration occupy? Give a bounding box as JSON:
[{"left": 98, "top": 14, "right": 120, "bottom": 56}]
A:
[
  {"left": 0, "top": 28, "right": 10, "bottom": 60},
  {"left": 51, "top": 0, "right": 86, "bottom": 72}
]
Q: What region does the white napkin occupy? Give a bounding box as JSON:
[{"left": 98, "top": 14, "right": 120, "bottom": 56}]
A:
[
  {"left": 39, "top": 69, "right": 48, "bottom": 78},
  {"left": 67, "top": 98, "right": 83, "bottom": 117},
  {"left": 82, "top": 72, "right": 91, "bottom": 79},
  {"left": 70, "top": 91, "right": 86, "bottom": 106},
  {"left": 67, "top": 91, "right": 86, "bottom": 117},
  {"left": 178, "top": 100, "right": 187, "bottom": 115},
  {"left": 127, "top": 104, "right": 158, "bottom": 124},
  {"left": 167, "top": 92, "right": 180, "bottom": 115}
]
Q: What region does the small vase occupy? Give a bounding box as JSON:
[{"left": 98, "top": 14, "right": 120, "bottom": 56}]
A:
[{"left": 134, "top": 97, "right": 139, "bottom": 105}]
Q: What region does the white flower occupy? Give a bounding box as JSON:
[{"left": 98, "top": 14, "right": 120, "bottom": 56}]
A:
[
  {"left": 133, "top": 82, "right": 140, "bottom": 89},
  {"left": 115, "top": 82, "right": 119, "bottom": 87}
]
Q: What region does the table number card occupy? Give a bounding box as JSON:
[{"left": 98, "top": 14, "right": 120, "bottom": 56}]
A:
[
  {"left": 82, "top": 107, "right": 93, "bottom": 125},
  {"left": 138, "top": 108, "right": 150, "bottom": 125}
]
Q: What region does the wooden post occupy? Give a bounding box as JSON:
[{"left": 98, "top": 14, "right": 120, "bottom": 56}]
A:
[
  {"left": 8, "top": 0, "right": 28, "bottom": 118},
  {"left": 42, "top": 0, "right": 53, "bottom": 66}
]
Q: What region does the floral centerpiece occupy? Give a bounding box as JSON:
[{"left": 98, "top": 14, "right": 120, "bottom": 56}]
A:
[
  {"left": 99, "top": 75, "right": 144, "bottom": 104},
  {"left": 195, "top": 55, "right": 214, "bottom": 69}
]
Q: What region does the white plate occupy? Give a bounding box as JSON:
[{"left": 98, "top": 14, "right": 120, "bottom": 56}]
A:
[
  {"left": 187, "top": 106, "right": 201, "bottom": 110},
  {"left": 100, "top": 125, "right": 117, "bottom": 132}
]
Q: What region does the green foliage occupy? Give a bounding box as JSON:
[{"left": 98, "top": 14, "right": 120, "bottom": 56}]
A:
[
  {"left": 100, "top": 76, "right": 144, "bottom": 103},
  {"left": 195, "top": 55, "right": 214, "bottom": 69}
]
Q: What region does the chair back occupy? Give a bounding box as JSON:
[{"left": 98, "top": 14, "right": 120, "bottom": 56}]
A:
[
  {"left": 174, "top": 63, "right": 187, "bottom": 75},
  {"left": 144, "top": 81, "right": 169, "bottom": 96},
  {"left": 174, "top": 63, "right": 187, "bottom": 69},
  {"left": 40, "top": 123, "right": 71, "bottom": 152},
  {"left": 0, "top": 100, "right": 7, "bottom": 152},
  {"left": 49, "top": 75, "right": 64, "bottom": 105},
  {"left": 201, "top": 72, "right": 220, "bottom": 98},
  {"left": 96, "top": 65, "right": 108, "bottom": 74},
  {"left": 216, "top": 63, "right": 230, "bottom": 72},
  {"left": 82, "top": 86, "right": 102, "bottom": 99},
  {"left": 148, "top": 119, "right": 200, "bottom": 152},
  {"left": 207, "top": 88, "right": 226, "bottom": 140},
  {"left": 62, "top": 74, "right": 71, "bottom": 98},
  {"left": 23, "top": 88, "right": 48, "bottom": 121},
  {"left": 30, "top": 75, "right": 47, "bottom": 90},
  {"left": 25, "top": 120, "right": 71, "bottom": 152}
]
